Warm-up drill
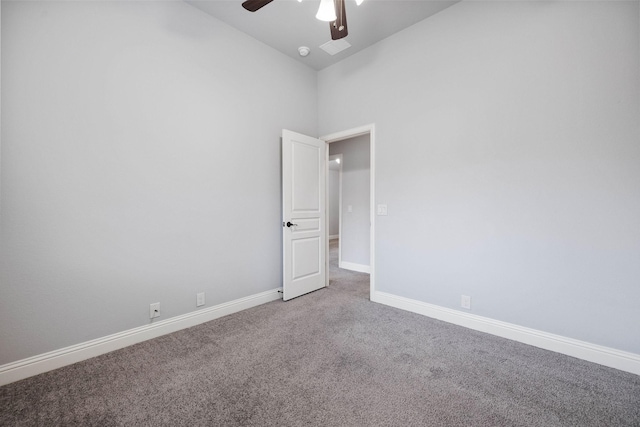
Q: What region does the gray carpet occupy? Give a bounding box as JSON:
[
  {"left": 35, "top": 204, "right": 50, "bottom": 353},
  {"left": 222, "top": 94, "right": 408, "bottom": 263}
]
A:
[{"left": 1, "top": 240, "right": 639, "bottom": 426}]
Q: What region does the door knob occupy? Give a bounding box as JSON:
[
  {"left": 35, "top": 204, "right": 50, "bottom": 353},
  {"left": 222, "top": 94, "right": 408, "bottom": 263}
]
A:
[{"left": 286, "top": 221, "right": 298, "bottom": 227}]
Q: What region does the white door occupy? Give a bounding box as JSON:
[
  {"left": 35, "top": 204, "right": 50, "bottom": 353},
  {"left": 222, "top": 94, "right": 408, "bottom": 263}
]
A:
[{"left": 282, "top": 129, "right": 326, "bottom": 301}]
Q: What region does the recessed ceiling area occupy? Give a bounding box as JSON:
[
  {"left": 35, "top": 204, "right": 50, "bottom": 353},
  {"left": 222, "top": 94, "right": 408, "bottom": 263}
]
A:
[{"left": 185, "top": 0, "right": 460, "bottom": 70}]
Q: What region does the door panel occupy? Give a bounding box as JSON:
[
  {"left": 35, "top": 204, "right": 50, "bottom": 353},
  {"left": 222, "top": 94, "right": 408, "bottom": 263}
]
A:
[
  {"left": 291, "top": 218, "right": 321, "bottom": 232},
  {"left": 282, "top": 129, "right": 326, "bottom": 301},
  {"left": 292, "top": 237, "right": 321, "bottom": 279},
  {"left": 292, "top": 142, "right": 321, "bottom": 212}
]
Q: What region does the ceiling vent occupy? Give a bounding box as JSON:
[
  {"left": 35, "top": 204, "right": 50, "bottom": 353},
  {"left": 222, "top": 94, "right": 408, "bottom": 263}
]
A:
[{"left": 319, "top": 39, "right": 351, "bottom": 56}]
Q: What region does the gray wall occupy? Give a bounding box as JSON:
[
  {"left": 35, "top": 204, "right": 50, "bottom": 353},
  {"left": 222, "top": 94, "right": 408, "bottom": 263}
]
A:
[
  {"left": 319, "top": 1, "right": 640, "bottom": 354},
  {"left": 329, "top": 135, "right": 370, "bottom": 267},
  {"left": 328, "top": 167, "right": 340, "bottom": 237},
  {"left": 0, "top": 1, "right": 317, "bottom": 365}
]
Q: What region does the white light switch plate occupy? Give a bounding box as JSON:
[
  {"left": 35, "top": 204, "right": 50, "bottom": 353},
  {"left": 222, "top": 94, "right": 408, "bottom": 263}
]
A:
[{"left": 377, "top": 204, "right": 388, "bottom": 216}]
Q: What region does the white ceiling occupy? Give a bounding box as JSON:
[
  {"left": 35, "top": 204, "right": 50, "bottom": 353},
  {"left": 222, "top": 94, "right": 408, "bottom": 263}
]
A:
[{"left": 186, "top": 0, "right": 460, "bottom": 70}]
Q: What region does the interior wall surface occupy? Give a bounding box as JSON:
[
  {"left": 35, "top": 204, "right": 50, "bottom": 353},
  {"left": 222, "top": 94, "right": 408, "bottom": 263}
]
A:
[
  {"left": 318, "top": 1, "right": 640, "bottom": 354},
  {"left": 328, "top": 168, "right": 340, "bottom": 237},
  {"left": 0, "top": 0, "right": 317, "bottom": 365}
]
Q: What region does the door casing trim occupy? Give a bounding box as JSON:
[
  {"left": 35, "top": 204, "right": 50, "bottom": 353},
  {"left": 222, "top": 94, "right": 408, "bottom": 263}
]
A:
[{"left": 321, "top": 124, "right": 376, "bottom": 299}]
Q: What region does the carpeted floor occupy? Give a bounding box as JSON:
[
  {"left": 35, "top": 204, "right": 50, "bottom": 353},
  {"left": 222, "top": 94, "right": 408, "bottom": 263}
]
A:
[{"left": 1, "top": 239, "right": 639, "bottom": 426}]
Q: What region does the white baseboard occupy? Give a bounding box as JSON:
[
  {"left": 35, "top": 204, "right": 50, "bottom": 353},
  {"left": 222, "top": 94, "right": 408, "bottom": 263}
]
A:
[
  {"left": 329, "top": 234, "right": 339, "bottom": 240},
  {"left": 0, "top": 288, "right": 282, "bottom": 386},
  {"left": 340, "top": 261, "right": 370, "bottom": 274},
  {"left": 372, "top": 291, "right": 640, "bottom": 376}
]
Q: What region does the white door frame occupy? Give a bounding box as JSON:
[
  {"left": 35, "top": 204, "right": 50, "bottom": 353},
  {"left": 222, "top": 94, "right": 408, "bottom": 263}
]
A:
[{"left": 321, "top": 124, "right": 376, "bottom": 299}]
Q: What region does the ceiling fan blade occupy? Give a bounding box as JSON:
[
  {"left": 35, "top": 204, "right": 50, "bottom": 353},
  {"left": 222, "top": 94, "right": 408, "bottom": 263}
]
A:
[
  {"left": 242, "top": 0, "right": 274, "bottom": 12},
  {"left": 330, "top": 0, "right": 348, "bottom": 40}
]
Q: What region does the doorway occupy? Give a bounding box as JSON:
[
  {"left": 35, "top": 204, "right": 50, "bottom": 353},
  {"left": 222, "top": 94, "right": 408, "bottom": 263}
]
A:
[{"left": 322, "top": 124, "right": 376, "bottom": 299}]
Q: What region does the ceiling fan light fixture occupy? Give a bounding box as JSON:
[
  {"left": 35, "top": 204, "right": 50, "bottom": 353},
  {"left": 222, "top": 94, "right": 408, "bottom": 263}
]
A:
[{"left": 316, "top": 0, "right": 337, "bottom": 22}]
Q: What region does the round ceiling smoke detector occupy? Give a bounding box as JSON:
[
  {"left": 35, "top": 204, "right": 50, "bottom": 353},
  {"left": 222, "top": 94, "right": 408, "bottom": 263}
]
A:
[{"left": 298, "top": 46, "right": 310, "bottom": 57}]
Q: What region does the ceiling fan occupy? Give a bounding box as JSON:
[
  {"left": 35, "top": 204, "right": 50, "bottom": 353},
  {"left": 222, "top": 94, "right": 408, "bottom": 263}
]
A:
[{"left": 241, "top": 0, "right": 350, "bottom": 40}]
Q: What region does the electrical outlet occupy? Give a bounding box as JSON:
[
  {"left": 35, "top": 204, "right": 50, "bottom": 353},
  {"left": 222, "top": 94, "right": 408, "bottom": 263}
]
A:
[
  {"left": 196, "top": 292, "right": 205, "bottom": 307},
  {"left": 150, "top": 302, "right": 160, "bottom": 319},
  {"left": 461, "top": 295, "right": 471, "bottom": 310}
]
